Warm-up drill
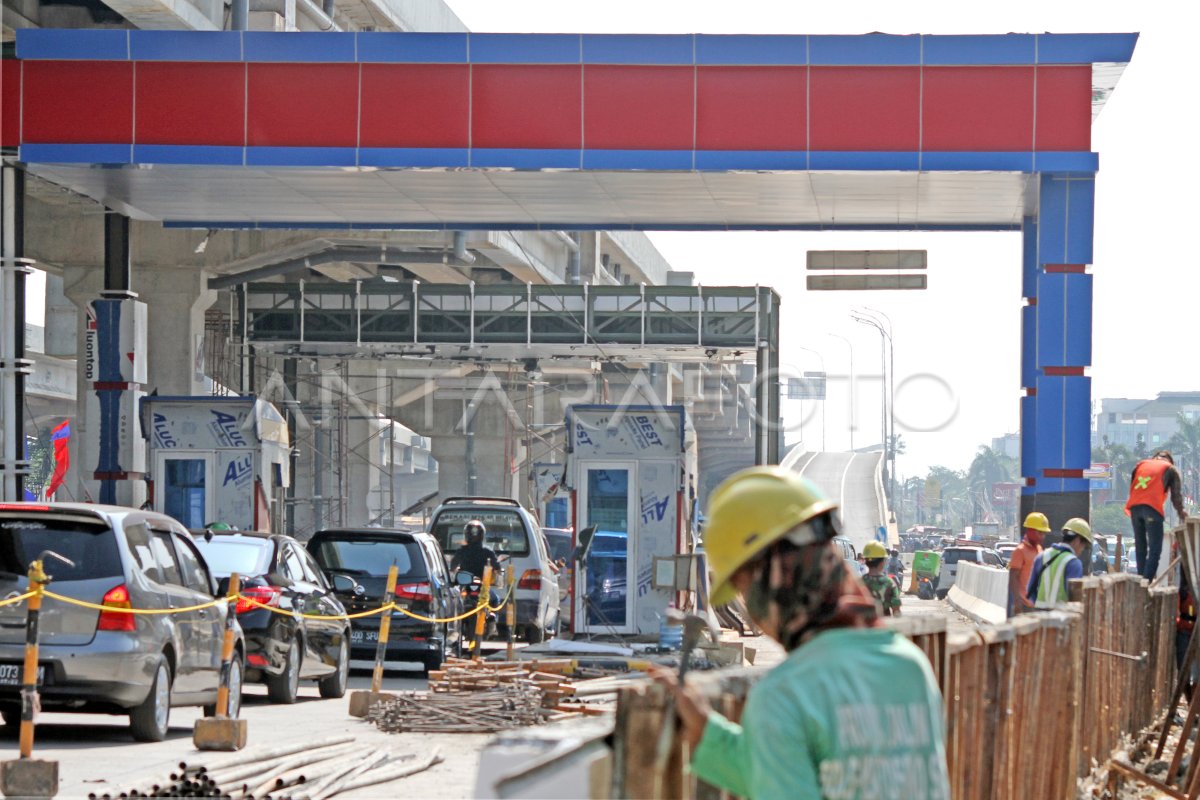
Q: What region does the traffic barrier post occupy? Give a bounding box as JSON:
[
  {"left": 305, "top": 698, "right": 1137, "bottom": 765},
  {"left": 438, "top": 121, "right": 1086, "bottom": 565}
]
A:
[
  {"left": 506, "top": 568, "right": 516, "bottom": 661},
  {"left": 473, "top": 565, "right": 494, "bottom": 663},
  {"left": 0, "top": 557, "right": 62, "bottom": 799},
  {"left": 194, "top": 573, "right": 247, "bottom": 751},
  {"left": 349, "top": 565, "right": 399, "bottom": 718}
]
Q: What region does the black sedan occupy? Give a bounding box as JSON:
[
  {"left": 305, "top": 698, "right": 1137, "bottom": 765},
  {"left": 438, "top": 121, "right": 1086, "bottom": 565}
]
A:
[
  {"left": 192, "top": 530, "right": 351, "bottom": 703},
  {"left": 307, "top": 528, "right": 464, "bottom": 674}
]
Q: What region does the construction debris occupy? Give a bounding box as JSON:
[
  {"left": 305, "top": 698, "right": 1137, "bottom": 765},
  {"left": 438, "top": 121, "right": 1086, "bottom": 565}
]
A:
[{"left": 89, "top": 737, "right": 439, "bottom": 800}]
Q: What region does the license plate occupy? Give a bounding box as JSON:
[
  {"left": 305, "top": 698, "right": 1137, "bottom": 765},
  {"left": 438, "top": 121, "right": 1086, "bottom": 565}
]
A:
[
  {"left": 0, "top": 664, "right": 44, "bottom": 687},
  {"left": 350, "top": 630, "right": 378, "bottom": 644}
]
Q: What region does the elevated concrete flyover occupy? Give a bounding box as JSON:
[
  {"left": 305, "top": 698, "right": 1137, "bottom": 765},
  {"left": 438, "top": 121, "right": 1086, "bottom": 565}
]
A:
[{"left": 783, "top": 450, "right": 886, "bottom": 549}]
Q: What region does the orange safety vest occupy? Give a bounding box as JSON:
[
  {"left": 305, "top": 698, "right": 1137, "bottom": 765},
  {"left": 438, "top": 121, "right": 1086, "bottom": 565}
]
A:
[{"left": 1126, "top": 458, "right": 1171, "bottom": 515}]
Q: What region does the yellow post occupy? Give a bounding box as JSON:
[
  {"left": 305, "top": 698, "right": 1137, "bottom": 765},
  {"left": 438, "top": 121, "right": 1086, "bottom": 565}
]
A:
[
  {"left": 505, "top": 567, "right": 516, "bottom": 661},
  {"left": 473, "top": 565, "right": 493, "bottom": 663},
  {"left": 371, "top": 565, "right": 400, "bottom": 694},
  {"left": 18, "top": 560, "right": 47, "bottom": 759},
  {"left": 214, "top": 573, "right": 240, "bottom": 718}
]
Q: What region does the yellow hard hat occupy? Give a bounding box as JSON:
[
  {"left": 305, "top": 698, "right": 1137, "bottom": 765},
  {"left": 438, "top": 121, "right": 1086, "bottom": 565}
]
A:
[
  {"left": 704, "top": 466, "right": 837, "bottom": 607},
  {"left": 863, "top": 541, "right": 888, "bottom": 559},
  {"left": 1062, "top": 517, "right": 1093, "bottom": 543},
  {"left": 1023, "top": 512, "right": 1051, "bottom": 533}
]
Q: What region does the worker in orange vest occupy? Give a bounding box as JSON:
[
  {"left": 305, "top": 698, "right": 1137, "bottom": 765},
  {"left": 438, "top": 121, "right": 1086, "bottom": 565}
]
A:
[{"left": 1125, "top": 450, "right": 1186, "bottom": 580}]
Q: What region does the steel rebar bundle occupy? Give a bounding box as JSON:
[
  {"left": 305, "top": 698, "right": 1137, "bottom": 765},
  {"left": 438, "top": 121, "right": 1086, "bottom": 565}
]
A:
[
  {"left": 92, "top": 737, "right": 434, "bottom": 800},
  {"left": 368, "top": 684, "right": 547, "bottom": 733}
]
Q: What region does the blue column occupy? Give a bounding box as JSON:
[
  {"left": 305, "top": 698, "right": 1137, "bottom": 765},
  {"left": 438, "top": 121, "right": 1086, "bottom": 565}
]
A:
[{"left": 1019, "top": 172, "right": 1095, "bottom": 529}]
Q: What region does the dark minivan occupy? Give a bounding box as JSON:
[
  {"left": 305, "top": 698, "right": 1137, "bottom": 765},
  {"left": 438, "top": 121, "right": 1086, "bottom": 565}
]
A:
[
  {"left": 307, "top": 529, "right": 463, "bottom": 674},
  {"left": 192, "top": 530, "right": 351, "bottom": 703}
]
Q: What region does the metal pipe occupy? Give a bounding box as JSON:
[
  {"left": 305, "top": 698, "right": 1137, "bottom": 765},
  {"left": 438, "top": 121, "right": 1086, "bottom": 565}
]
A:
[
  {"left": 566, "top": 233, "right": 581, "bottom": 284},
  {"left": 231, "top": 0, "right": 248, "bottom": 30},
  {"left": 1, "top": 166, "right": 17, "bottom": 501},
  {"left": 452, "top": 231, "right": 476, "bottom": 265}
]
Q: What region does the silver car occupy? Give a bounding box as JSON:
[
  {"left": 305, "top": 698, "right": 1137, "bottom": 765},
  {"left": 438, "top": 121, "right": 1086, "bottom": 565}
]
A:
[
  {"left": 429, "top": 497, "right": 561, "bottom": 643},
  {"left": 0, "top": 503, "right": 243, "bottom": 741}
]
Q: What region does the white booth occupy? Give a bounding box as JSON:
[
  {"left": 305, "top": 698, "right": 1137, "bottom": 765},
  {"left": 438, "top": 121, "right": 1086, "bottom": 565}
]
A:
[
  {"left": 563, "top": 405, "right": 698, "bottom": 637},
  {"left": 141, "top": 396, "right": 290, "bottom": 532}
]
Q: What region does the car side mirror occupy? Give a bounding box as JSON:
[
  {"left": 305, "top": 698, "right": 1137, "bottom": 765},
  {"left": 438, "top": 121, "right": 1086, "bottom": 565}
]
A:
[
  {"left": 455, "top": 572, "right": 474, "bottom": 586},
  {"left": 330, "top": 574, "right": 359, "bottom": 593},
  {"left": 573, "top": 526, "right": 598, "bottom": 564}
]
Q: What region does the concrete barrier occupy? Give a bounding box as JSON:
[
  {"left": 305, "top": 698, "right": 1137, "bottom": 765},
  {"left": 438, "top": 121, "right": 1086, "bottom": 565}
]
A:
[{"left": 947, "top": 561, "right": 1009, "bottom": 624}]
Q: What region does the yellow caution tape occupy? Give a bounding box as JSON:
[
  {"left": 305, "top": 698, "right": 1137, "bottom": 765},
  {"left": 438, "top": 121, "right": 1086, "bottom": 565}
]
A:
[
  {"left": 13, "top": 581, "right": 516, "bottom": 626},
  {"left": 235, "top": 596, "right": 402, "bottom": 621},
  {"left": 42, "top": 589, "right": 234, "bottom": 615}
]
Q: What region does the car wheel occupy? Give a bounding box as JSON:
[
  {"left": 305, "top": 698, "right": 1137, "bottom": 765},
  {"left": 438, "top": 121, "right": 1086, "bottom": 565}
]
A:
[
  {"left": 266, "top": 638, "right": 301, "bottom": 704},
  {"left": 524, "top": 622, "right": 545, "bottom": 644},
  {"left": 130, "top": 657, "right": 172, "bottom": 742},
  {"left": 203, "top": 654, "right": 244, "bottom": 718},
  {"left": 318, "top": 637, "right": 349, "bottom": 699}
]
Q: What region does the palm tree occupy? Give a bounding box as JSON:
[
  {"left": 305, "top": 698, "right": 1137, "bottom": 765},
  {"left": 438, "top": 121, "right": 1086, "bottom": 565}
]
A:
[
  {"left": 967, "top": 446, "right": 1015, "bottom": 524},
  {"left": 1093, "top": 438, "right": 1137, "bottom": 503},
  {"left": 1168, "top": 413, "right": 1200, "bottom": 510}
]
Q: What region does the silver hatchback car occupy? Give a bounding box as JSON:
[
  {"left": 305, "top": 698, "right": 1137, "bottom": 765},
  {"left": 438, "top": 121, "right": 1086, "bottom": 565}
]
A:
[{"left": 0, "top": 503, "right": 243, "bottom": 741}]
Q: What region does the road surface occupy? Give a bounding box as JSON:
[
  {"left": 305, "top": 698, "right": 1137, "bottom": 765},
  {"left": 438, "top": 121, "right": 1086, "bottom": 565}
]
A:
[{"left": 786, "top": 451, "right": 885, "bottom": 550}]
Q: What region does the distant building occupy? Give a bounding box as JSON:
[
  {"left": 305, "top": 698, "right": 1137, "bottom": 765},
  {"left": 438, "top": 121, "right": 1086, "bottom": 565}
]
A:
[
  {"left": 991, "top": 433, "right": 1020, "bottom": 460},
  {"left": 1094, "top": 392, "right": 1200, "bottom": 451}
]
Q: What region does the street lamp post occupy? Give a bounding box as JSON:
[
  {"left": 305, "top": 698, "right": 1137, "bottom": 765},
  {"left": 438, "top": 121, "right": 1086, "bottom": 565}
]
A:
[
  {"left": 851, "top": 312, "right": 893, "bottom": 503},
  {"left": 864, "top": 308, "right": 896, "bottom": 505}
]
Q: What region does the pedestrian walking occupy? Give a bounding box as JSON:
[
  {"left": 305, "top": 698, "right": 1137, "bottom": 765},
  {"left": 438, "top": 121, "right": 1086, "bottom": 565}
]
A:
[
  {"left": 1026, "top": 518, "right": 1091, "bottom": 608},
  {"left": 1125, "top": 450, "right": 1187, "bottom": 580},
  {"left": 862, "top": 541, "right": 902, "bottom": 616},
  {"left": 1008, "top": 512, "right": 1048, "bottom": 616},
  {"left": 655, "top": 467, "right": 949, "bottom": 799}
]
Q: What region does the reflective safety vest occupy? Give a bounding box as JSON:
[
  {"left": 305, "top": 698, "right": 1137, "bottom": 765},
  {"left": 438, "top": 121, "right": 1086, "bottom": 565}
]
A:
[
  {"left": 1033, "top": 546, "right": 1080, "bottom": 609},
  {"left": 1126, "top": 458, "right": 1171, "bottom": 515}
]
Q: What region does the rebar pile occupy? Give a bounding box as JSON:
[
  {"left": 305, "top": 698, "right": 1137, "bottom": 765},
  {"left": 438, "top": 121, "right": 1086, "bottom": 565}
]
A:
[
  {"left": 368, "top": 683, "right": 547, "bottom": 733},
  {"left": 90, "top": 736, "right": 442, "bottom": 800}
]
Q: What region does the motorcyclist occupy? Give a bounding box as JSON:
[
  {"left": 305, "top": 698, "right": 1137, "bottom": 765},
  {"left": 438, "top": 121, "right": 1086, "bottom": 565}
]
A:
[
  {"left": 450, "top": 519, "right": 503, "bottom": 609},
  {"left": 887, "top": 548, "right": 906, "bottom": 580}
]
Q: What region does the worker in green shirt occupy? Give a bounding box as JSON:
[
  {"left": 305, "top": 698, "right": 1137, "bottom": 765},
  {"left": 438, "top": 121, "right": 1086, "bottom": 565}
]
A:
[
  {"left": 861, "top": 541, "right": 902, "bottom": 616},
  {"left": 657, "top": 466, "right": 949, "bottom": 799}
]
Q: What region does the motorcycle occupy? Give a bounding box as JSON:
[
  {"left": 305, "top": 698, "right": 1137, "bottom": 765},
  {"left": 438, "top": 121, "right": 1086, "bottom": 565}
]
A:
[
  {"left": 917, "top": 574, "right": 936, "bottom": 600},
  {"left": 455, "top": 571, "right": 499, "bottom": 641}
]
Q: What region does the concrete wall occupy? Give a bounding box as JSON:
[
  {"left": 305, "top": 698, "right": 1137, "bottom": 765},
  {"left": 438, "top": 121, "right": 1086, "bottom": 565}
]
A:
[{"left": 947, "top": 561, "right": 1009, "bottom": 625}]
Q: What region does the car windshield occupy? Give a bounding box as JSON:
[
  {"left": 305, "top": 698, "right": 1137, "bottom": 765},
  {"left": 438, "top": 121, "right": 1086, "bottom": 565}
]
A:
[
  {"left": 312, "top": 538, "right": 428, "bottom": 580},
  {"left": 193, "top": 537, "right": 272, "bottom": 578},
  {"left": 432, "top": 509, "right": 531, "bottom": 557},
  {"left": 0, "top": 515, "right": 121, "bottom": 582},
  {"left": 942, "top": 548, "right": 979, "bottom": 565}
]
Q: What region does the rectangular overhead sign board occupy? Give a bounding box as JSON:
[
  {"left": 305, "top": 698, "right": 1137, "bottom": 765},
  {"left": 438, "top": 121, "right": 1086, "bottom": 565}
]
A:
[
  {"left": 806, "top": 250, "right": 928, "bottom": 270},
  {"left": 807, "top": 274, "right": 928, "bottom": 291},
  {"left": 786, "top": 372, "right": 827, "bottom": 400}
]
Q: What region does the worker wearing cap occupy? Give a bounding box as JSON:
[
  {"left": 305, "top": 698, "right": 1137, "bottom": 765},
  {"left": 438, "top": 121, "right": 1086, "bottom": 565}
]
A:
[
  {"left": 655, "top": 467, "right": 949, "bottom": 799},
  {"left": 862, "top": 541, "right": 902, "bottom": 617},
  {"left": 1008, "top": 512, "right": 1048, "bottom": 616},
  {"left": 1026, "top": 518, "right": 1091, "bottom": 608},
  {"left": 1126, "top": 450, "right": 1187, "bottom": 580}
]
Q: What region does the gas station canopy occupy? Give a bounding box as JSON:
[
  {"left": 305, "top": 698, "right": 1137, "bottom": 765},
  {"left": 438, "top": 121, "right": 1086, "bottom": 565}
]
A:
[{"left": 2, "top": 30, "right": 1136, "bottom": 231}]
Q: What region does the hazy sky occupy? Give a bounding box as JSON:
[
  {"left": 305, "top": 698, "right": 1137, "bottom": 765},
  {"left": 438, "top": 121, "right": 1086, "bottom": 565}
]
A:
[{"left": 445, "top": 1, "right": 1198, "bottom": 477}]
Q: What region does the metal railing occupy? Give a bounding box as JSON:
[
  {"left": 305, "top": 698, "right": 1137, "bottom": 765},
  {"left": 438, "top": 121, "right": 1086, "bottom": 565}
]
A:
[{"left": 241, "top": 281, "right": 772, "bottom": 351}]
